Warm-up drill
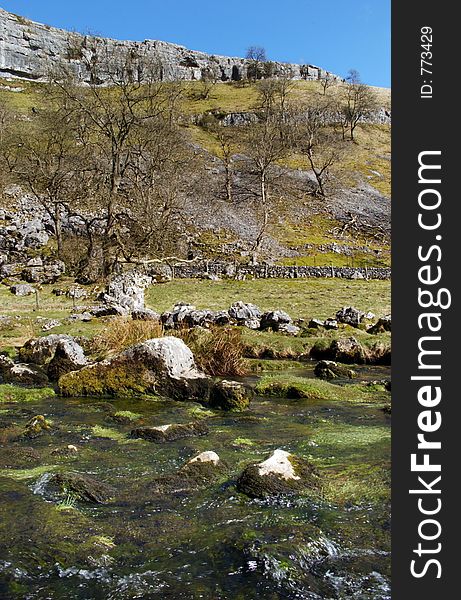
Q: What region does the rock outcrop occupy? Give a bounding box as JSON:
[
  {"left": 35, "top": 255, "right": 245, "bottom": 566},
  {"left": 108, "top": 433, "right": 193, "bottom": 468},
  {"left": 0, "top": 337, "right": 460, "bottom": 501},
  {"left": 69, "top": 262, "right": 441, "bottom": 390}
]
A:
[
  {"left": 0, "top": 8, "right": 338, "bottom": 85},
  {"left": 314, "top": 360, "right": 356, "bottom": 380},
  {"left": 47, "top": 338, "right": 88, "bottom": 380},
  {"left": 19, "top": 334, "right": 76, "bottom": 365}
]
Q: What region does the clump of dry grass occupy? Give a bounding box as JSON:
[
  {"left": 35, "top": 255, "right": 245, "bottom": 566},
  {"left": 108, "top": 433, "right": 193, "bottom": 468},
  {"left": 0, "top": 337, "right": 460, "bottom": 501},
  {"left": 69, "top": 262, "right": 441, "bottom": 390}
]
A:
[
  {"left": 174, "top": 326, "right": 248, "bottom": 377},
  {"left": 88, "top": 317, "right": 247, "bottom": 376},
  {"left": 91, "top": 317, "right": 163, "bottom": 356}
]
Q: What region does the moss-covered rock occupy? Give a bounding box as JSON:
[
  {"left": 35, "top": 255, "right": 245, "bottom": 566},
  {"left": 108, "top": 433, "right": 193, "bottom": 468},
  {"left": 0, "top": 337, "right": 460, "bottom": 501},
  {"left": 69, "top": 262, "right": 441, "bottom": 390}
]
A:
[
  {"left": 150, "top": 451, "right": 226, "bottom": 494},
  {"left": 130, "top": 421, "right": 209, "bottom": 443},
  {"left": 236, "top": 449, "right": 320, "bottom": 499},
  {"left": 58, "top": 337, "right": 212, "bottom": 401},
  {"left": 20, "top": 415, "right": 52, "bottom": 439},
  {"left": 314, "top": 360, "right": 356, "bottom": 380},
  {"left": 209, "top": 379, "right": 252, "bottom": 411}
]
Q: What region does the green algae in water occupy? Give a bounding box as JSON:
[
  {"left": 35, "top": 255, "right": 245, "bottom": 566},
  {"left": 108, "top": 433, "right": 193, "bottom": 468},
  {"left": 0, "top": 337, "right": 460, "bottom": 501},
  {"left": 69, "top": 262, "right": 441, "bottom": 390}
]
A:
[
  {"left": 91, "top": 424, "right": 142, "bottom": 444},
  {"left": 112, "top": 410, "right": 142, "bottom": 421},
  {"left": 0, "top": 375, "right": 391, "bottom": 599},
  {"left": 0, "top": 464, "right": 57, "bottom": 480}
]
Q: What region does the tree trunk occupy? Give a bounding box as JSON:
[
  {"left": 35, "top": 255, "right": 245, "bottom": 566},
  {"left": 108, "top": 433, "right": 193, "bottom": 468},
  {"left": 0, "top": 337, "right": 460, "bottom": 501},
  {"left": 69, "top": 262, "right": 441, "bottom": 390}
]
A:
[
  {"left": 54, "top": 205, "right": 63, "bottom": 260},
  {"left": 253, "top": 171, "right": 269, "bottom": 261}
]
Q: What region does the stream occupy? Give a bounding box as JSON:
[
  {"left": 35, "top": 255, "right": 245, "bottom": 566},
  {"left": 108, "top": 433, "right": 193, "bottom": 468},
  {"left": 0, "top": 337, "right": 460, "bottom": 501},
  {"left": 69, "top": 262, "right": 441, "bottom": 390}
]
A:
[{"left": 0, "top": 365, "right": 391, "bottom": 599}]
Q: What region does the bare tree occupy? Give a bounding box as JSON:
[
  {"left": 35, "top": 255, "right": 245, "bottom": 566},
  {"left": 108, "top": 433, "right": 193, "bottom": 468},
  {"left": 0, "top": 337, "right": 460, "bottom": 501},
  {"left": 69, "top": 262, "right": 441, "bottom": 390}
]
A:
[
  {"left": 339, "top": 69, "right": 379, "bottom": 141},
  {"left": 194, "top": 66, "right": 219, "bottom": 100},
  {"left": 245, "top": 46, "right": 267, "bottom": 82},
  {"left": 240, "top": 113, "right": 290, "bottom": 261},
  {"left": 296, "top": 98, "right": 344, "bottom": 197},
  {"left": 4, "top": 102, "right": 86, "bottom": 259},
  {"left": 256, "top": 75, "right": 294, "bottom": 118},
  {"left": 319, "top": 71, "right": 336, "bottom": 95},
  {"left": 49, "top": 48, "right": 185, "bottom": 276}
]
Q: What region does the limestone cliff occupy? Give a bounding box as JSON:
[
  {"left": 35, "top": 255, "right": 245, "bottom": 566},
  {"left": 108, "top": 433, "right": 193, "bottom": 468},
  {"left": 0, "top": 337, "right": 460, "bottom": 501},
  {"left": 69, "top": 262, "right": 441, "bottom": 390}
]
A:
[{"left": 0, "top": 7, "right": 338, "bottom": 84}]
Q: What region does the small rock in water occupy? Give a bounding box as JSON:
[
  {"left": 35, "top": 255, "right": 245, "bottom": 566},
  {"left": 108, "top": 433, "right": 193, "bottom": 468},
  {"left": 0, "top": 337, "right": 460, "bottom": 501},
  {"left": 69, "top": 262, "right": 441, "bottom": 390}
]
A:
[
  {"left": 314, "top": 360, "right": 356, "bottom": 380},
  {"left": 188, "top": 451, "right": 220, "bottom": 465},
  {"left": 51, "top": 472, "right": 116, "bottom": 504},
  {"left": 149, "top": 450, "right": 226, "bottom": 494},
  {"left": 209, "top": 380, "right": 252, "bottom": 411},
  {"left": 20, "top": 415, "right": 52, "bottom": 439},
  {"left": 236, "top": 449, "right": 320, "bottom": 499},
  {"left": 131, "top": 421, "right": 209, "bottom": 443}
]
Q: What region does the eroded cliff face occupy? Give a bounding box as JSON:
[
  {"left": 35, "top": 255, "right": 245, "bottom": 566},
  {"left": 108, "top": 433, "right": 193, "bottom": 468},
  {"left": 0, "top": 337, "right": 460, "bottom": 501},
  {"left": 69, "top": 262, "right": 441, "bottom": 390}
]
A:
[{"left": 0, "top": 8, "right": 337, "bottom": 84}]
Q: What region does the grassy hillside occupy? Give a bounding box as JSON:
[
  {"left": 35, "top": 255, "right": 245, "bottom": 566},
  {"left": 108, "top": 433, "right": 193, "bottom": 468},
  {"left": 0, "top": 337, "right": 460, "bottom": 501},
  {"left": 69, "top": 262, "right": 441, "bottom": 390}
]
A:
[{"left": 0, "top": 77, "right": 390, "bottom": 266}]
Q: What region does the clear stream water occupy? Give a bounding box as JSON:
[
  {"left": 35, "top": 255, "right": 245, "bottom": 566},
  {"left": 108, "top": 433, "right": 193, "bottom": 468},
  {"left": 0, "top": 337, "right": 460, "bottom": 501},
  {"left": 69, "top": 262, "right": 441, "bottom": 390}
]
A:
[{"left": 0, "top": 366, "right": 390, "bottom": 599}]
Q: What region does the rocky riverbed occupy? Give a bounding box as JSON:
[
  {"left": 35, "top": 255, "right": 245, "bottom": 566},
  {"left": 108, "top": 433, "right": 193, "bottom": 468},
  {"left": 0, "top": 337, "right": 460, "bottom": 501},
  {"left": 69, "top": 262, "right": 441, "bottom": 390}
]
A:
[{"left": 0, "top": 360, "right": 390, "bottom": 599}]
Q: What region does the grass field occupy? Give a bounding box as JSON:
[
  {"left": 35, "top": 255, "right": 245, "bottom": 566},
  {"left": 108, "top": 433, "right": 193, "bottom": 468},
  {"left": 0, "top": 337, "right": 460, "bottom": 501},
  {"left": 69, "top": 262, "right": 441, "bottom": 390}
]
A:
[{"left": 0, "top": 278, "right": 390, "bottom": 354}]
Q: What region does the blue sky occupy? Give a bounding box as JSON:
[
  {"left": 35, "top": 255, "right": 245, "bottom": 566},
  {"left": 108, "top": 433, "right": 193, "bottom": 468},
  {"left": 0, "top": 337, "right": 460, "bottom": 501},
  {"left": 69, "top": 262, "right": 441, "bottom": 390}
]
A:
[{"left": 1, "top": 1, "right": 390, "bottom": 87}]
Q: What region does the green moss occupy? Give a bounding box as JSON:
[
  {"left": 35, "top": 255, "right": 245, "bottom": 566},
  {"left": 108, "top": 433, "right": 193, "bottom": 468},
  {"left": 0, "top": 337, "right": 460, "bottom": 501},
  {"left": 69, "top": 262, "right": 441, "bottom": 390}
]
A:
[
  {"left": 58, "top": 362, "right": 151, "bottom": 397},
  {"left": 91, "top": 425, "right": 139, "bottom": 445},
  {"left": 232, "top": 437, "right": 255, "bottom": 446},
  {"left": 255, "top": 375, "right": 389, "bottom": 404},
  {"left": 112, "top": 410, "right": 142, "bottom": 422},
  {"left": 188, "top": 406, "right": 215, "bottom": 419},
  {"left": 246, "top": 359, "right": 305, "bottom": 372},
  {"left": 0, "top": 384, "right": 56, "bottom": 404}
]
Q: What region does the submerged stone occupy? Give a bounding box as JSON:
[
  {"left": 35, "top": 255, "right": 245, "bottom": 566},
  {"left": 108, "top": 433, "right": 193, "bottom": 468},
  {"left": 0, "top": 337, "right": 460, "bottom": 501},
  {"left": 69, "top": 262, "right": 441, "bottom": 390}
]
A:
[
  {"left": 150, "top": 450, "right": 226, "bottom": 494},
  {"left": 209, "top": 379, "right": 252, "bottom": 411},
  {"left": 130, "top": 421, "right": 209, "bottom": 443},
  {"left": 314, "top": 360, "right": 356, "bottom": 380},
  {"left": 236, "top": 449, "right": 320, "bottom": 499},
  {"left": 51, "top": 472, "right": 116, "bottom": 504},
  {"left": 20, "top": 415, "right": 52, "bottom": 439}
]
